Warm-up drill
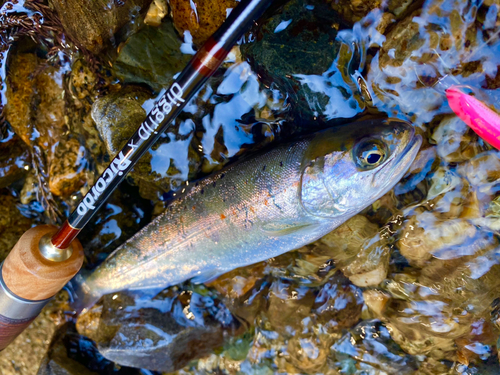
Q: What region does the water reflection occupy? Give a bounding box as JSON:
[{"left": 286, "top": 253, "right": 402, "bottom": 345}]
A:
[{"left": 2, "top": 0, "right": 500, "bottom": 373}]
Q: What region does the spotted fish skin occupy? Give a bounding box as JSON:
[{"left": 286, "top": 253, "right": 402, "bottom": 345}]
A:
[{"left": 76, "top": 119, "right": 421, "bottom": 307}]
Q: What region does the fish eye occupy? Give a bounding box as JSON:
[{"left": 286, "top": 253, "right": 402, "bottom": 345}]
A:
[{"left": 354, "top": 138, "right": 388, "bottom": 170}]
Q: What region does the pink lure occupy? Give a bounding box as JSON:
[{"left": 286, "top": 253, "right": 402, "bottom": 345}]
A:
[{"left": 446, "top": 86, "right": 500, "bottom": 150}]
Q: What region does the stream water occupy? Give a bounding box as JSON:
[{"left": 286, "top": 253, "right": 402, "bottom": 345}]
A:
[{"left": 1, "top": 0, "right": 500, "bottom": 373}]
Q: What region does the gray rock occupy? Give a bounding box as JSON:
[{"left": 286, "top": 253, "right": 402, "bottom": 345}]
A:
[
  {"left": 37, "top": 322, "right": 145, "bottom": 375},
  {"left": 113, "top": 19, "right": 192, "bottom": 91},
  {"left": 329, "top": 320, "right": 419, "bottom": 373},
  {"left": 76, "top": 287, "right": 241, "bottom": 372},
  {"left": 241, "top": 0, "right": 366, "bottom": 123},
  {"left": 91, "top": 86, "right": 152, "bottom": 157}
]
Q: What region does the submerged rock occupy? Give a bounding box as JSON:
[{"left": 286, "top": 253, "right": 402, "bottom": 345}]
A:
[
  {"left": 367, "top": 224, "right": 500, "bottom": 362},
  {"left": 37, "top": 322, "right": 145, "bottom": 375},
  {"left": 76, "top": 287, "right": 241, "bottom": 372},
  {"left": 263, "top": 279, "right": 315, "bottom": 337},
  {"left": 78, "top": 188, "right": 152, "bottom": 268},
  {"left": 329, "top": 320, "right": 419, "bottom": 373},
  {"left": 314, "top": 215, "right": 390, "bottom": 286},
  {"left": 5, "top": 53, "right": 66, "bottom": 151},
  {"left": 0, "top": 193, "right": 32, "bottom": 262},
  {"left": 49, "top": 0, "right": 151, "bottom": 54},
  {"left": 0, "top": 125, "right": 30, "bottom": 189},
  {"left": 312, "top": 275, "right": 363, "bottom": 329},
  {"left": 169, "top": 0, "right": 238, "bottom": 46},
  {"left": 431, "top": 116, "right": 488, "bottom": 164},
  {"left": 91, "top": 86, "right": 201, "bottom": 195},
  {"left": 91, "top": 86, "right": 152, "bottom": 156},
  {"left": 4, "top": 51, "right": 94, "bottom": 216},
  {"left": 113, "top": 19, "right": 192, "bottom": 91},
  {"left": 399, "top": 210, "right": 478, "bottom": 266},
  {"left": 242, "top": 0, "right": 366, "bottom": 122},
  {"left": 48, "top": 138, "right": 88, "bottom": 197},
  {"left": 367, "top": 0, "right": 500, "bottom": 125}
]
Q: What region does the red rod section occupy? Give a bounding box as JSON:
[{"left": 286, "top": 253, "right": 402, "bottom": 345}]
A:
[{"left": 51, "top": 221, "right": 80, "bottom": 250}]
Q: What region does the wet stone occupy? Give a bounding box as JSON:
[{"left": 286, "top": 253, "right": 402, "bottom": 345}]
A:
[
  {"left": 262, "top": 278, "right": 315, "bottom": 337},
  {"left": 398, "top": 210, "right": 478, "bottom": 266},
  {"left": 0, "top": 193, "right": 32, "bottom": 262},
  {"left": 76, "top": 287, "right": 241, "bottom": 372},
  {"left": 48, "top": 138, "right": 88, "bottom": 197},
  {"left": 367, "top": 0, "right": 500, "bottom": 125},
  {"left": 312, "top": 275, "right": 363, "bottom": 330},
  {"left": 0, "top": 125, "right": 30, "bottom": 189},
  {"left": 241, "top": 0, "right": 365, "bottom": 122},
  {"left": 313, "top": 215, "right": 389, "bottom": 286},
  {"left": 113, "top": 19, "right": 192, "bottom": 91},
  {"left": 370, "top": 223, "right": 500, "bottom": 361},
  {"left": 144, "top": 0, "right": 168, "bottom": 27},
  {"left": 431, "top": 116, "right": 488, "bottom": 164},
  {"left": 49, "top": 0, "right": 152, "bottom": 54},
  {"left": 91, "top": 86, "right": 202, "bottom": 194},
  {"left": 91, "top": 86, "right": 152, "bottom": 157},
  {"left": 4, "top": 52, "right": 67, "bottom": 155},
  {"left": 37, "top": 322, "right": 146, "bottom": 375},
  {"left": 169, "top": 0, "right": 238, "bottom": 46},
  {"left": 326, "top": 0, "right": 418, "bottom": 25},
  {"left": 329, "top": 320, "right": 419, "bottom": 373},
  {"left": 285, "top": 333, "right": 332, "bottom": 373},
  {"left": 3, "top": 50, "right": 86, "bottom": 218}
]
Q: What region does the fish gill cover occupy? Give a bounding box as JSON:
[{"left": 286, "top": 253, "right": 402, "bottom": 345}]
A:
[{"left": 0, "top": 0, "right": 499, "bottom": 374}]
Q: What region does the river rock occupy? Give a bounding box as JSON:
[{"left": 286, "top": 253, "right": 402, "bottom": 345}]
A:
[
  {"left": 367, "top": 0, "right": 500, "bottom": 126},
  {"left": 312, "top": 274, "right": 363, "bottom": 329},
  {"left": 76, "top": 287, "right": 241, "bottom": 372},
  {"left": 431, "top": 116, "right": 488, "bottom": 164},
  {"left": 169, "top": 0, "right": 237, "bottom": 46},
  {"left": 48, "top": 138, "right": 88, "bottom": 197},
  {"left": 329, "top": 320, "right": 419, "bottom": 373},
  {"left": 37, "top": 322, "right": 144, "bottom": 375},
  {"left": 91, "top": 86, "right": 152, "bottom": 156},
  {"left": 0, "top": 125, "right": 30, "bottom": 189},
  {"left": 49, "top": 0, "right": 152, "bottom": 54},
  {"left": 369, "top": 225, "right": 500, "bottom": 361},
  {"left": 91, "top": 86, "right": 202, "bottom": 195},
  {"left": 263, "top": 278, "right": 315, "bottom": 337},
  {"left": 4, "top": 51, "right": 91, "bottom": 204},
  {"left": 78, "top": 188, "right": 152, "bottom": 268},
  {"left": 0, "top": 193, "right": 32, "bottom": 261},
  {"left": 241, "top": 0, "right": 366, "bottom": 123},
  {"left": 113, "top": 19, "right": 192, "bottom": 91}
]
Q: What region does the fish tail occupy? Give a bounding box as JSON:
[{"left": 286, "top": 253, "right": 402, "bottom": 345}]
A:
[{"left": 66, "top": 271, "right": 101, "bottom": 313}]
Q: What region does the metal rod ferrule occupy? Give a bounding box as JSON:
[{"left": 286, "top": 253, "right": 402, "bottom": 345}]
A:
[{"left": 0, "top": 263, "right": 50, "bottom": 320}]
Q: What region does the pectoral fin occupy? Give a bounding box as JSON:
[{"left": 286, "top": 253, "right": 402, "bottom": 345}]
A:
[{"left": 260, "top": 221, "right": 317, "bottom": 236}]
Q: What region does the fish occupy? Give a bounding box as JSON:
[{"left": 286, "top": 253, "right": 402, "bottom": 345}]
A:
[
  {"left": 446, "top": 85, "right": 500, "bottom": 150},
  {"left": 73, "top": 118, "right": 422, "bottom": 309}
]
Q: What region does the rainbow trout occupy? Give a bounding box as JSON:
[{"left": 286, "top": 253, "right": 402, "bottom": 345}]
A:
[{"left": 75, "top": 119, "right": 421, "bottom": 307}]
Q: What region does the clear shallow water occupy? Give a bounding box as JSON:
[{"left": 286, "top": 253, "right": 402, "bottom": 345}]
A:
[{"left": 1, "top": 0, "right": 500, "bottom": 373}]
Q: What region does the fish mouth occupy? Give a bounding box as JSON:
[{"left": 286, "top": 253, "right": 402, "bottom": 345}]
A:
[
  {"left": 391, "top": 126, "right": 422, "bottom": 177},
  {"left": 372, "top": 122, "right": 422, "bottom": 190}
]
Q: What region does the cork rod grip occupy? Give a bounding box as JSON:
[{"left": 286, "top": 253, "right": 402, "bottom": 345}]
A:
[
  {"left": 2, "top": 225, "right": 83, "bottom": 300},
  {"left": 0, "top": 225, "right": 83, "bottom": 350}
]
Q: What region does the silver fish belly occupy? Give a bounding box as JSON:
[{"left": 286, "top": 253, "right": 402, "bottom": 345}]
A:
[{"left": 78, "top": 119, "right": 421, "bottom": 304}]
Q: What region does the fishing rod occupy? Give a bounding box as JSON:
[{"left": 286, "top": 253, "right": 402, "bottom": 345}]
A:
[{"left": 0, "top": 0, "right": 272, "bottom": 350}]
